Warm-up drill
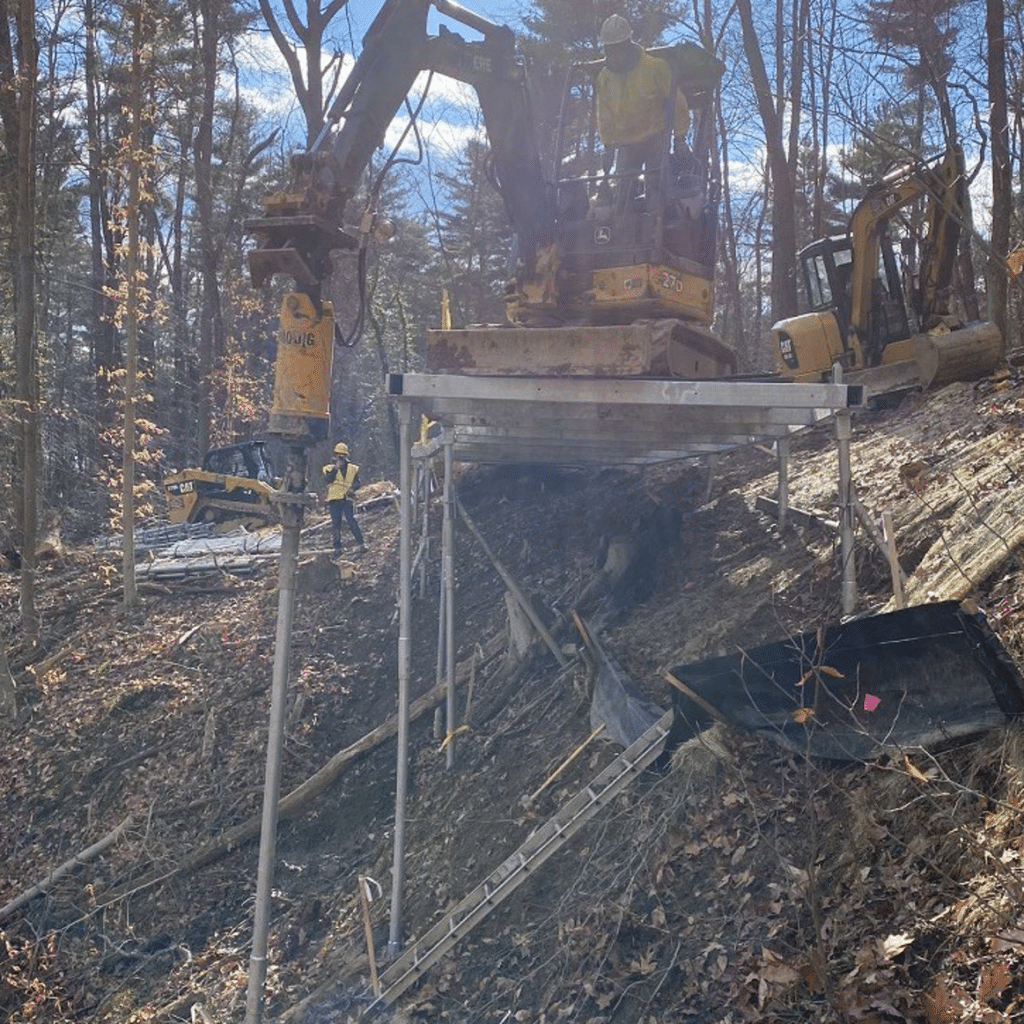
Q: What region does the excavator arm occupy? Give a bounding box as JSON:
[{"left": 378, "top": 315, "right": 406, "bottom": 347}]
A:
[
  {"left": 847, "top": 144, "right": 965, "bottom": 359},
  {"left": 246, "top": 0, "right": 554, "bottom": 294}
]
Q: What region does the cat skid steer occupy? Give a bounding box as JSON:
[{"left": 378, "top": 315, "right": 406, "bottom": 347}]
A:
[{"left": 163, "top": 442, "right": 279, "bottom": 526}]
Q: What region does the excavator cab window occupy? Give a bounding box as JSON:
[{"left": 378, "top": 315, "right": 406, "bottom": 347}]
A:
[
  {"left": 800, "top": 237, "right": 853, "bottom": 334},
  {"left": 806, "top": 252, "right": 833, "bottom": 310}
]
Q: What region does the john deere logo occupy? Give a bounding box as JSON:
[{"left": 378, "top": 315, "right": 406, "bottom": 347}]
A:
[{"left": 594, "top": 226, "right": 611, "bottom": 245}]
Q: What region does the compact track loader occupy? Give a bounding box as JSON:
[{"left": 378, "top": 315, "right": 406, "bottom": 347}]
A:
[{"left": 163, "top": 442, "right": 278, "bottom": 526}]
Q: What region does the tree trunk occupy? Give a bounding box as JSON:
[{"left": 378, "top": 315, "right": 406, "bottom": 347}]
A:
[
  {"left": 986, "top": 0, "right": 1010, "bottom": 353},
  {"left": 195, "top": 0, "right": 221, "bottom": 454},
  {"left": 84, "top": 0, "right": 118, "bottom": 438},
  {"left": 736, "top": 0, "right": 799, "bottom": 322},
  {"left": 2, "top": 0, "right": 41, "bottom": 639},
  {"left": 122, "top": 3, "right": 143, "bottom": 610}
]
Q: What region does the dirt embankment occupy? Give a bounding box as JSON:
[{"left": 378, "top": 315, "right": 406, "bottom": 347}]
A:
[{"left": 3, "top": 375, "right": 1024, "bottom": 1023}]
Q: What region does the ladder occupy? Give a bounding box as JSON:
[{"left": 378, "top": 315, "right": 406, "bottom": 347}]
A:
[{"left": 365, "top": 710, "right": 674, "bottom": 1013}]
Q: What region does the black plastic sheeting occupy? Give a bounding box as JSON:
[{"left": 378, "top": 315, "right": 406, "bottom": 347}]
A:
[{"left": 667, "top": 601, "right": 1024, "bottom": 761}]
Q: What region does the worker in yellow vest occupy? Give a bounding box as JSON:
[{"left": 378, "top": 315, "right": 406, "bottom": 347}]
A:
[
  {"left": 596, "top": 14, "right": 690, "bottom": 207},
  {"left": 322, "top": 441, "right": 365, "bottom": 556}
]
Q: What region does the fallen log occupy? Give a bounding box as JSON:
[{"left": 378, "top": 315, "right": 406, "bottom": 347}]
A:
[
  {"left": 0, "top": 815, "right": 133, "bottom": 923},
  {"left": 754, "top": 494, "right": 837, "bottom": 532},
  {"left": 96, "top": 631, "right": 506, "bottom": 905}
]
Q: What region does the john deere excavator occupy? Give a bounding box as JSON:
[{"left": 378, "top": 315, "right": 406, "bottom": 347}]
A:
[
  {"left": 245, "top": 0, "right": 734, "bottom": 379},
  {"left": 773, "top": 144, "right": 1001, "bottom": 395},
  {"left": 164, "top": 0, "right": 734, "bottom": 523}
]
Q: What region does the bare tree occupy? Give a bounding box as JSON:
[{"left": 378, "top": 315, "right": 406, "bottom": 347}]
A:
[
  {"left": 735, "top": 0, "right": 800, "bottom": 322},
  {"left": 256, "top": 0, "right": 349, "bottom": 143},
  {"left": 0, "top": 0, "right": 41, "bottom": 638},
  {"left": 120, "top": 0, "right": 146, "bottom": 609},
  {"left": 195, "top": 0, "right": 222, "bottom": 455},
  {"left": 986, "top": 0, "right": 1011, "bottom": 352}
]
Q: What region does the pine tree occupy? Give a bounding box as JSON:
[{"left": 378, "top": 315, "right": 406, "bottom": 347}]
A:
[
  {"left": 861, "top": 0, "right": 967, "bottom": 145},
  {"left": 432, "top": 136, "right": 513, "bottom": 327}
]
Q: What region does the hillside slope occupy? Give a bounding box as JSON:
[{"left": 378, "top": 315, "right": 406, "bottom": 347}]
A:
[{"left": 2, "top": 376, "right": 1024, "bottom": 1023}]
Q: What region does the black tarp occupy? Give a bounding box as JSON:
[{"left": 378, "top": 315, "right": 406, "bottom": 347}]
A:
[{"left": 667, "top": 601, "right": 1024, "bottom": 761}]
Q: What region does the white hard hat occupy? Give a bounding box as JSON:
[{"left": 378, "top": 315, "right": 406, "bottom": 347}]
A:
[{"left": 600, "top": 14, "right": 633, "bottom": 46}]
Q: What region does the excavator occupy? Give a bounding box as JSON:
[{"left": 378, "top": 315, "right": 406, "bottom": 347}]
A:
[
  {"left": 163, "top": 0, "right": 733, "bottom": 522},
  {"left": 772, "top": 144, "right": 1001, "bottom": 395},
  {"left": 245, "top": 0, "right": 734, "bottom": 380}
]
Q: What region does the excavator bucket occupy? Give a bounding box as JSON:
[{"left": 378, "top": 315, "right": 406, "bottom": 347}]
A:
[{"left": 667, "top": 601, "right": 1024, "bottom": 761}]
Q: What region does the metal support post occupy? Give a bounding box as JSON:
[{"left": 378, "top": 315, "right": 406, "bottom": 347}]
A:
[
  {"left": 836, "top": 410, "right": 857, "bottom": 616},
  {"left": 245, "top": 448, "right": 306, "bottom": 1024},
  {"left": 435, "top": 567, "right": 446, "bottom": 701},
  {"left": 776, "top": 436, "right": 790, "bottom": 533},
  {"left": 703, "top": 452, "right": 718, "bottom": 505},
  {"left": 419, "top": 463, "right": 429, "bottom": 600},
  {"left": 388, "top": 403, "right": 413, "bottom": 956},
  {"left": 442, "top": 433, "right": 456, "bottom": 769}
]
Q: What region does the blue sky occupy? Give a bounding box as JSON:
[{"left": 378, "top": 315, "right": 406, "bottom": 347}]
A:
[{"left": 240, "top": 1, "right": 534, "bottom": 165}]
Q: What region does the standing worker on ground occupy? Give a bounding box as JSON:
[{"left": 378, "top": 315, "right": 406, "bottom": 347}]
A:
[
  {"left": 596, "top": 14, "right": 690, "bottom": 197},
  {"left": 323, "top": 442, "right": 365, "bottom": 557}
]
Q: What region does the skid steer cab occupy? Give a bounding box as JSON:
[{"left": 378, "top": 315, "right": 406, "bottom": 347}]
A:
[{"left": 163, "top": 441, "right": 280, "bottom": 526}]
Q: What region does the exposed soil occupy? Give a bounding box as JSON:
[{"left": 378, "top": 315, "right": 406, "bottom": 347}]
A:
[{"left": 3, "top": 374, "right": 1024, "bottom": 1023}]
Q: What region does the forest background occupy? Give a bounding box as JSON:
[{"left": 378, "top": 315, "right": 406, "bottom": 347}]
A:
[{"left": 0, "top": 0, "right": 1020, "bottom": 636}]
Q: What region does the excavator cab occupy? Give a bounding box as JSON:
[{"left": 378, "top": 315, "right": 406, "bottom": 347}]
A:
[{"left": 795, "top": 232, "right": 913, "bottom": 369}]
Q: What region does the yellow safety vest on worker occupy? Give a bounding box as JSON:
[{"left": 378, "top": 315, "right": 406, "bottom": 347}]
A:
[
  {"left": 323, "top": 461, "right": 359, "bottom": 502},
  {"left": 596, "top": 51, "right": 690, "bottom": 147}
]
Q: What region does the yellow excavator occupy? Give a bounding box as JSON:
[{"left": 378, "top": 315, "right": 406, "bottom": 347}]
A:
[
  {"left": 246, "top": 0, "right": 735, "bottom": 379},
  {"left": 164, "top": 0, "right": 735, "bottom": 523},
  {"left": 773, "top": 144, "right": 1001, "bottom": 395}
]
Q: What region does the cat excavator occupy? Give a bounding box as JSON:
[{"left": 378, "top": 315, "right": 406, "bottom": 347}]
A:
[{"left": 773, "top": 144, "right": 1001, "bottom": 396}]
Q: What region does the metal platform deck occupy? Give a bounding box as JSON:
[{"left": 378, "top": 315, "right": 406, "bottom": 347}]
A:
[{"left": 388, "top": 372, "right": 864, "bottom": 465}]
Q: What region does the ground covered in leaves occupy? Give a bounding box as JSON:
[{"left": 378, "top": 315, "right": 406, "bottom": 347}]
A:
[{"left": 3, "top": 375, "right": 1024, "bottom": 1023}]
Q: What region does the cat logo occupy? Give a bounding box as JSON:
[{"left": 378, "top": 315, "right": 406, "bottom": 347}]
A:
[{"left": 594, "top": 226, "right": 611, "bottom": 245}]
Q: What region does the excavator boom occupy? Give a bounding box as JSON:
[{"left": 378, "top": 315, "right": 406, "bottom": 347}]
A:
[{"left": 246, "top": 0, "right": 553, "bottom": 293}]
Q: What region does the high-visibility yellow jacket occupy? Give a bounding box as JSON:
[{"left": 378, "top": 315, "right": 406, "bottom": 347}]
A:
[
  {"left": 596, "top": 51, "right": 690, "bottom": 148},
  {"left": 323, "top": 461, "right": 360, "bottom": 502}
]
